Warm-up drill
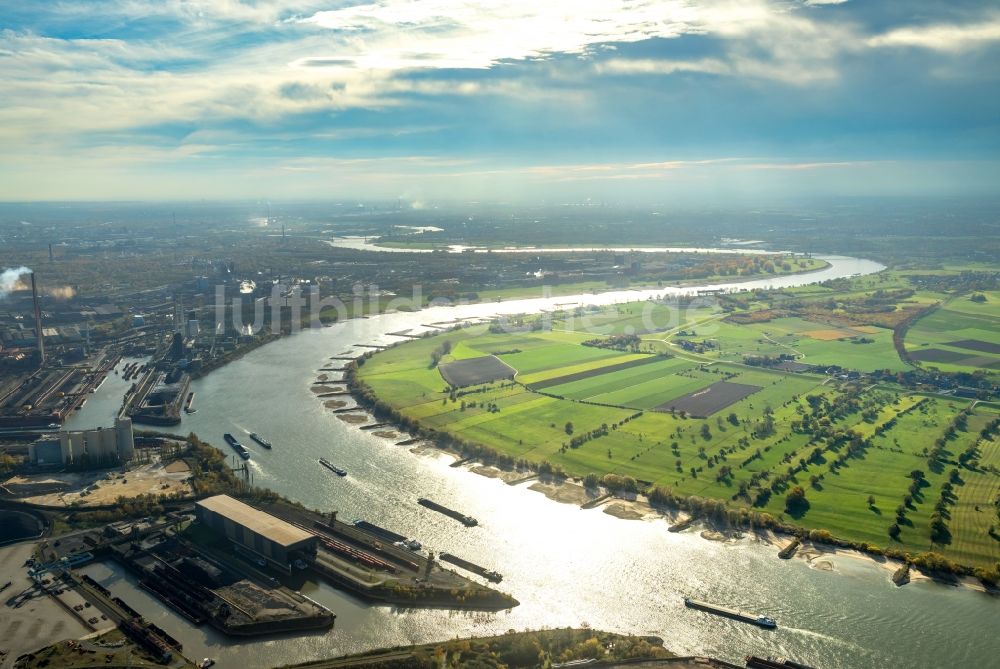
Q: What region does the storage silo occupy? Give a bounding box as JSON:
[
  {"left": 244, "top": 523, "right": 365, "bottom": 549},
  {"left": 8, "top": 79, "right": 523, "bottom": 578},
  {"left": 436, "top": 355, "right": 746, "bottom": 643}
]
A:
[{"left": 115, "top": 417, "right": 135, "bottom": 461}]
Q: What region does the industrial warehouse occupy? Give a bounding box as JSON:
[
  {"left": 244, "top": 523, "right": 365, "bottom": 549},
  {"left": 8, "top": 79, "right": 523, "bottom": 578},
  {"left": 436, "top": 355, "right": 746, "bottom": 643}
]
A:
[{"left": 195, "top": 495, "right": 318, "bottom": 573}]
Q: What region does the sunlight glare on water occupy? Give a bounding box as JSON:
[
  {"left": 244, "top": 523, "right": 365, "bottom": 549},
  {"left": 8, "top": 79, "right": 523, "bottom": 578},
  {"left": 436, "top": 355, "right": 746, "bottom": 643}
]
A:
[{"left": 75, "top": 254, "right": 999, "bottom": 669}]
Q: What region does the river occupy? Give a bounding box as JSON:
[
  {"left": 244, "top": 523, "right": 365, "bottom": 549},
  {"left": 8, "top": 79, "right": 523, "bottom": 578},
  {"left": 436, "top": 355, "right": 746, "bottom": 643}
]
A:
[
  {"left": 326, "top": 238, "right": 790, "bottom": 255},
  {"left": 73, "top": 254, "right": 998, "bottom": 668}
]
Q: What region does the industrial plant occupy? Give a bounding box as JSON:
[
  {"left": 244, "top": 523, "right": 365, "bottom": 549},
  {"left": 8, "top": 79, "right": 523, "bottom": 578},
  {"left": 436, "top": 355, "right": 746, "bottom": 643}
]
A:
[
  {"left": 195, "top": 495, "right": 318, "bottom": 573},
  {"left": 27, "top": 417, "right": 134, "bottom": 467}
]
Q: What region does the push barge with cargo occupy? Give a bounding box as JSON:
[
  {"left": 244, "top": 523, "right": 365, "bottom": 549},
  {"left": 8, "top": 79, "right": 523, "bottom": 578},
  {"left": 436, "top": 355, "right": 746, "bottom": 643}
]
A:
[
  {"left": 319, "top": 458, "right": 347, "bottom": 476},
  {"left": 439, "top": 553, "right": 502, "bottom": 583},
  {"left": 249, "top": 432, "right": 272, "bottom": 449},
  {"left": 684, "top": 597, "right": 777, "bottom": 629},
  {"left": 353, "top": 519, "right": 421, "bottom": 550},
  {"left": 223, "top": 433, "right": 250, "bottom": 460},
  {"left": 417, "top": 497, "right": 478, "bottom": 526}
]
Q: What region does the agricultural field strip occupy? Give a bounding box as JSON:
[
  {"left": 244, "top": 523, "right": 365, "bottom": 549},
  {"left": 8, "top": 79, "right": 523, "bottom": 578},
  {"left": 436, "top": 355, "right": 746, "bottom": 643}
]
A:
[
  {"left": 909, "top": 349, "right": 972, "bottom": 363},
  {"left": 640, "top": 312, "right": 729, "bottom": 342},
  {"left": 758, "top": 330, "right": 802, "bottom": 358},
  {"left": 978, "top": 435, "right": 1000, "bottom": 469},
  {"left": 527, "top": 355, "right": 668, "bottom": 390},
  {"left": 905, "top": 303, "right": 1000, "bottom": 373},
  {"left": 949, "top": 460, "right": 1000, "bottom": 566},
  {"left": 947, "top": 339, "right": 1000, "bottom": 355},
  {"left": 498, "top": 343, "right": 627, "bottom": 377},
  {"left": 417, "top": 398, "right": 558, "bottom": 432},
  {"left": 441, "top": 396, "right": 565, "bottom": 431},
  {"left": 911, "top": 309, "right": 998, "bottom": 335},
  {"left": 588, "top": 372, "right": 719, "bottom": 409},
  {"left": 438, "top": 355, "right": 516, "bottom": 387},
  {"left": 514, "top": 352, "right": 646, "bottom": 385},
  {"left": 403, "top": 386, "right": 537, "bottom": 420},
  {"left": 655, "top": 381, "right": 763, "bottom": 417},
  {"left": 539, "top": 357, "right": 695, "bottom": 399},
  {"left": 449, "top": 334, "right": 553, "bottom": 358}
]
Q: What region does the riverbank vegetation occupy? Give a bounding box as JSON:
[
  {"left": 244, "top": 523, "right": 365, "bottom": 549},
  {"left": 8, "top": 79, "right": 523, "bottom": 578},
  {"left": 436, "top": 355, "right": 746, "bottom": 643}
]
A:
[
  {"left": 280, "top": 627, "right": 672, "bottom": 669},
  {"left": 353, "top": 269, "right": 1000, "bottom": 583}
]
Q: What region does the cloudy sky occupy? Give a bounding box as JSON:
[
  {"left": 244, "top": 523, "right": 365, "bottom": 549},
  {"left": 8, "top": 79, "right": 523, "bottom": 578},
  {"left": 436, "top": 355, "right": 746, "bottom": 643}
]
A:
[{"left": 2, "top": 0, "right": 999, "bottom": 202}]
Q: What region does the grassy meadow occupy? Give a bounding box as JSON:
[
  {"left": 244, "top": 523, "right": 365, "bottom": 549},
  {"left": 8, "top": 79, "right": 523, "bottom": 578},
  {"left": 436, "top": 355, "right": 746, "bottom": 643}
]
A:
[
  {"left": 904, "top": 290, "right": 1000, "bottom": 375},
  {"left": 357, "top": 278, "right": 1000, "bottom": 572}
]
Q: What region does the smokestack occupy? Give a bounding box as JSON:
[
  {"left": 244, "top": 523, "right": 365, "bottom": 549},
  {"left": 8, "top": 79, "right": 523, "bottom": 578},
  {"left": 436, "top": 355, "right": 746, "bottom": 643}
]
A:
[
  {"left": 281, "top": 222, "right": 285, "bottom": 242},
  {"left": 31, "top": 273, "right": 45, "bottom": 364},
  {"left": 48, "top": 244, "right": 53, "bottom": 262}
]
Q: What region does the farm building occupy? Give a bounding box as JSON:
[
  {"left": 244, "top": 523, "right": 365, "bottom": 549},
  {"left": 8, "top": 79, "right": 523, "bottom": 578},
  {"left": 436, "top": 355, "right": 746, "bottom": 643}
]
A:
[{"left": 195, "top": 495, "right": 317, "bottom": 572}]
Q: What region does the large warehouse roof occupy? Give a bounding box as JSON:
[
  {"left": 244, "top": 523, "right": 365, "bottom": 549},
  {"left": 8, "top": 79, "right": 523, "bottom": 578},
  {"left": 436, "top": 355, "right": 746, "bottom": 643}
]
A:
[{"left": 196, "top": 495, "right": 314, "bottom": 547}]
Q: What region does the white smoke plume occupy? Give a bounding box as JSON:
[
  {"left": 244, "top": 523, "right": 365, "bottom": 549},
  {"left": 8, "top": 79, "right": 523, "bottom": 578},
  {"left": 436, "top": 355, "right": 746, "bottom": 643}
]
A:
[
  {"left": 0, "top": 266, "right": 31, "bottom": 299},
  {"left": 44, "top": 285, "right": 76, "bottom": 300}
]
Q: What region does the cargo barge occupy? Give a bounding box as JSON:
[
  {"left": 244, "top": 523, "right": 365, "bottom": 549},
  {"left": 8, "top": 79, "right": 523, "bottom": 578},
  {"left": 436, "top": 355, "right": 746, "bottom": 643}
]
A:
[
  {"left": 684, "top": 597, "right": 776, "bottom": 629},
  {"left": 319, "top": 458, "right": 347, "bottom": 476},
  {"left": 249, "top": 432, "right": 272, "bottom": 449},
  {"left": 746, "top": 656, "right": 818, "bottom": 669},
  {"left": 223, "top": 433, "right": 250, "bottom": 460},
  {"left": 352, "top": 519, "right": 421, "bottom": 551},
  {"left": 439, "top": 553, "right": 502, "bottom": 583},
  {"left": 417, "top": 497, "right": 478, "bottom": 526}
]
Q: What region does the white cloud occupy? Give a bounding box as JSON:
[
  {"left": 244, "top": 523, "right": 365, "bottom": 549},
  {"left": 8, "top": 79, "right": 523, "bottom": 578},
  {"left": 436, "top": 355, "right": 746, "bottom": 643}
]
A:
[
  {"left": 595, "top": 53, "right": 839, "bottom": 85},
  {"left": 293, "top": 0, "right": 857, "bottom": 83},
  {"left": 2, "top": 0, "right": 999, "bottom": 201},
  {"left": 1, "top": 0, "right": 981, "bottom": 152},
  {"left": 427, "top": 157, "right": 744, "bottom": 182},
  {"left": 868, "top": 17, "right": 1000, "bottom": 52},
  {"left": 740, "top": 160, "right": 877, "bottom": 170},
  {"left": 297, "top": 0, "right": 698, "bottom": 70},
  {"left": 586, "top": 0, "right": 852, "bottom": 85},
  {"left": 596, "top": 58, "right": 731, "bottom": 76}
]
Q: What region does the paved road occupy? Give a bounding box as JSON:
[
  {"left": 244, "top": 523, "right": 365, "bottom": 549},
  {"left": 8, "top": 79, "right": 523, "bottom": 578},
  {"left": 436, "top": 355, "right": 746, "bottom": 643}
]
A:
[{"left": 0, "top": 541, "right": 87, "bottom": 669}]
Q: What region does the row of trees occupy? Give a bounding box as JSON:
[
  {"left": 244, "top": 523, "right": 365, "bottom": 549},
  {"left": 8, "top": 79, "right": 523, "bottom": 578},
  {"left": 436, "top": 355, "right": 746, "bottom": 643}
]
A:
[{"left": 429, "top": 339, "right": 452, "bottom": 367}]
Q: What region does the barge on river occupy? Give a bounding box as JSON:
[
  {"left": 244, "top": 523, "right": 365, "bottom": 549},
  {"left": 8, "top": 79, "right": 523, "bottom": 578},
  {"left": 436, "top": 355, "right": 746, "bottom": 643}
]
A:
[
  {"left": 319, "top": 458, "right": 347, "bottom": 476},
  {"left": 417, "top": 497, "right": 478, "bottom": 527},
  {"left": 439, "top": 553, "right": 502, "bottom": 582},
  {"left": 353, "top": 520, "right": 421, "bottom": 550},
  {"left": 249, "top": 432, "right": 272, "bottom": 449},
  {"left": 684, "top": 597, "right": 777, "bottom": 629},
  {"left": 223, "top": 433, "right": 250, "bottom": 460}
]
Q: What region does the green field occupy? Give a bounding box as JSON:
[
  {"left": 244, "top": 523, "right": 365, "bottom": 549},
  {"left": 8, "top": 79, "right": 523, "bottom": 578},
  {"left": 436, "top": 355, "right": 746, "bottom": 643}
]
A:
[
  {"left": 551, "top": 303, "right": 724, "bottom": 337},
  {"left": 669, "top": 316, "right": 908, "bottom": 372},
  {"left": 904, "top": 291, "right": 1000, "bottom": 375},
  {"left": 357, "top": 284, "right": 1000, "bottom": 572}
]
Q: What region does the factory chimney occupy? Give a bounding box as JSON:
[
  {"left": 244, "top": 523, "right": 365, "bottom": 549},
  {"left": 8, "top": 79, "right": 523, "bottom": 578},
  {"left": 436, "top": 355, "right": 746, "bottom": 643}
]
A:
[
  {"left": 31, "top": 272, "right": 45, "bottom": 364},
  {"left": 48, "top": 243, "right": 54, "bottom": 262}
]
